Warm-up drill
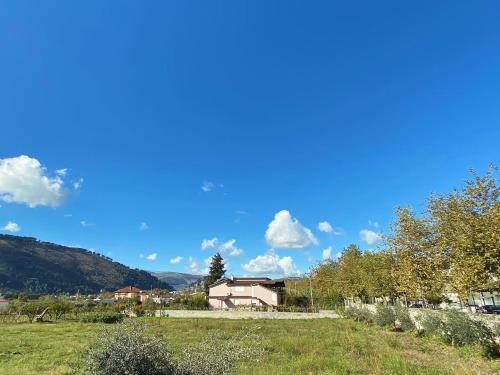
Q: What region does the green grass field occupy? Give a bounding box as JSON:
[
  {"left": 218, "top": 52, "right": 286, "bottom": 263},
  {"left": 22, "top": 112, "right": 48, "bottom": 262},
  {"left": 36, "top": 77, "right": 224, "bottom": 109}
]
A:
[{"left": 0, "top": 318, "right": 498, "bottom": 375}]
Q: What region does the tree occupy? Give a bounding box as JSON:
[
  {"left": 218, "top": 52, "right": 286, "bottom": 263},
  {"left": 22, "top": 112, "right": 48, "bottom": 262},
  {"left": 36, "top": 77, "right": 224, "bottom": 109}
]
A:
[
  {"left": 48, "top": 298, "right": 73, "bottom": 320},
  {"left": 388, "top": 206, "right": 445, "bottom": 304},
  {"left": 204, "top": 252, "right": 226, "bottom": 294},
  {"left": 363, "top": 250, "right": 397, "bottom": 302},
  {"left": 336, "top": 244, "right": 366, "bottom": 304},
  {"left": 309, "top": 260, "right": 342, "bottom": 309},
  {"left": 428, "top": 165, "right": 499, "bottom": 302},
  {"left": 18, "top": 301, "right": 48, "bottom": 323}
]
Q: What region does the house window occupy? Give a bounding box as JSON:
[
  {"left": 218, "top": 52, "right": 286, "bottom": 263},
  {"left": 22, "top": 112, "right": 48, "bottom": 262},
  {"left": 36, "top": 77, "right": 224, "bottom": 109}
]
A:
[{"left": 234, "top": 286, "right": 245, "bottom": 292}]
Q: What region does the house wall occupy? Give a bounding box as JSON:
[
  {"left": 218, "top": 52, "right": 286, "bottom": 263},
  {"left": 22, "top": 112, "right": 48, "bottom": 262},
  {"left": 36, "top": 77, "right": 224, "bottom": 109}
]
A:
[
  {"left": 115, "top": 292, "right": 139, "bottom": 300},
  {"left": 0, "top": 301, "right": 9, "bottom": 311},
  {"left": 252, "top": 285, "right": 279, "bottom": 306},
  {"left": 208, "top": 283, "right": 281, "bottom": 308}
]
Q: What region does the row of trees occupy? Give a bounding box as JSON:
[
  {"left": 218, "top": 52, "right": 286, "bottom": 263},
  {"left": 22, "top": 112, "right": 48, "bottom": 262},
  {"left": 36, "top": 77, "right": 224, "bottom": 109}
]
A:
[{"left": 304, "top": 166, "right": 499, "bottom": 307}]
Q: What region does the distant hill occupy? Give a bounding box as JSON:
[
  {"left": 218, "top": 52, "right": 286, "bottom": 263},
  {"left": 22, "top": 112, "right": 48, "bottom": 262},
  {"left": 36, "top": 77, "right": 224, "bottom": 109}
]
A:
[
  {"left": 0, "top": 234, "right": 172, "bottom": 294},
  {"left": 150, "top": 271, "right": 203, "bottom": 291}
]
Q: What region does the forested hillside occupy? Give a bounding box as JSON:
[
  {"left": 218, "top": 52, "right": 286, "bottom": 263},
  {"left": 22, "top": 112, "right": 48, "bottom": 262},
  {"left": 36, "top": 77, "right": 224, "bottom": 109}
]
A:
[{"left": 0, "top": 234, "right": 171, "bottom": 294}]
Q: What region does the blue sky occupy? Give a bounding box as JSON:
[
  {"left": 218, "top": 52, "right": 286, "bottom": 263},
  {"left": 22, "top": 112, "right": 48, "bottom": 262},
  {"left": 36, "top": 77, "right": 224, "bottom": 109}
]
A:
[{"left": 0, "top": 2, "right": 499, "bottom": 276}]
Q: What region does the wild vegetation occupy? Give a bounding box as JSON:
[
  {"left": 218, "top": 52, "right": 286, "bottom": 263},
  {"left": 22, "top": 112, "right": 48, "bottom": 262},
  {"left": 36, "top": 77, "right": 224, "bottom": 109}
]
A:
[
  {"left": 345, "top": 305, "right": 500, "bottom": 358},
  {"left": 1, "top": 318, "right": 499, "bottom": 375}
]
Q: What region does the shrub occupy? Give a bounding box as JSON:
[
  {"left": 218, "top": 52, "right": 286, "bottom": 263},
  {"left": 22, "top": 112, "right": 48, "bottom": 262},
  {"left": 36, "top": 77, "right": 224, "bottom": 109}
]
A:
[
  {"left": 48, "top": 298, "right": 73, "bottom": 320},
  {"left": 344, "top": 306, "right": 374, "bottom": 323},
  {"left": 177, "top": 326, "right": 264, "bottom": 375},
  {"left": 394, "top": 302, "right": 414, "bottom": 331},
  {"left": 84, "top": 320, "right": 176, "bottom": 375},
  {"left": 17, "top": 301, "right": 48, "bottom": 322},
  {"left": 440, "top": 310, "right": 498, "bottom": 357},
  {"left": 441, "top": 310, "right": 480, "bottom": 346},
  {"left": 133, "top": 304, "right": 146, "bottom": 317},
  {"left": 420, "top": 311, "right": 443, "bottom": 336},
  {"left": 374, "top": 304, "right": 396, "bottom": 327},
  {"left": 80, "top": 312, "right": 123, "bottom": 324},
  {"left": 493, "top": 322, "right": 500, "bottom": 338}
]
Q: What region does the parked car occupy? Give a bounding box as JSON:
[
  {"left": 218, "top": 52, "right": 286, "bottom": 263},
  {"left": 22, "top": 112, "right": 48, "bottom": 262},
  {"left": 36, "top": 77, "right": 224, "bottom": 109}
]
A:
[{"left": 476, "top": 305, "right": 500, "bottom": 314}]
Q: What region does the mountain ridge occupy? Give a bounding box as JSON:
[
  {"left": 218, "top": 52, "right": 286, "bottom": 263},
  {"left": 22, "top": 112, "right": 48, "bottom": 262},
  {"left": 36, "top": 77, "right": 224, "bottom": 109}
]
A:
[
  {"left": 149, "top": 271, "right": 203, "bottom": 291},
  {"left": 0, "top": 234, "right": 172, "bottom": 294}
]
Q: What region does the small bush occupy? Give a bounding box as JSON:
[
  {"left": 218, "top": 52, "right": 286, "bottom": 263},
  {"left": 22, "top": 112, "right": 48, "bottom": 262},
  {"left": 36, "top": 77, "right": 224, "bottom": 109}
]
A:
[
  {"left": 440, "top": 310, "right": 498, "bottom": 357},
  {"left": 493, "top": 322, "right": 500, "bottom": 338},
  {"left": 344, "top": 307, "right": 374, "bottom": 323},
  {"left": 80, "top": 312, "right": 123, "bottom": 324},
  {"left": 441, "top": 310, "right": 479, "bottom": 346},
  {"left": 420, "top": 311, "right": 443, "bottom": 336},
  {"left": 374, "top": 304, "right": 395, "bottom": 327},
  {"left": 394, "top": 302, "right": 414, "bottom": 331},
  {"left": 84, "top": 320, "right": 176, "bottom": 375}
]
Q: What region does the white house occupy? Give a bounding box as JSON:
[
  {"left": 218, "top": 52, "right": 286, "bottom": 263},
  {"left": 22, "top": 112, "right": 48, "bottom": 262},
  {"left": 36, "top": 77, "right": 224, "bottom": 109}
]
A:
[{"left": 208, "top": 277, "right": 285, "bottom": 309}]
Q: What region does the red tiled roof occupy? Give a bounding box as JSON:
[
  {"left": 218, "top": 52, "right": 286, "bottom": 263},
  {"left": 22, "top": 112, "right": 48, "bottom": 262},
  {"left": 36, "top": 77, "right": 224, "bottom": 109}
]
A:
[
  {"left": 115, "top": 286, "right": 141, "bottom": 293},
  {"left": 0, "top": 297, "right": 9, "bottom": 302}
]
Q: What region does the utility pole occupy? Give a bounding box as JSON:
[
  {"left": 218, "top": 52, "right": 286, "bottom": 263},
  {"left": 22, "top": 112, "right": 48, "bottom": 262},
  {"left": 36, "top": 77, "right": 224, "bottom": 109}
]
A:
[{"left": 309, "top": 276, "right": 314, "bottom": 311}]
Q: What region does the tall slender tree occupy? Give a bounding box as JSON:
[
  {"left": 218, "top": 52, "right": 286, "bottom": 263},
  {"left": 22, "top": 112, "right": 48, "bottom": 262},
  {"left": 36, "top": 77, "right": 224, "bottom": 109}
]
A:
[{"left": 204, "top": 252, "right": 226, "bottom": 294}]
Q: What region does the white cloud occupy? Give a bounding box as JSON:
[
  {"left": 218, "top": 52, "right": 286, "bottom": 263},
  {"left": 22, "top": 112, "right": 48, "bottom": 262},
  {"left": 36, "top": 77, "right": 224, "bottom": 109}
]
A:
[
  {"left": 56, "top": 168, "right": 67, "bottom": 177},
  {"left": 265, "top": 210, "right": 318, "bottom": 249},
  {"left": 188, "top": 256, "right": 216, "bottom": 275},
  {"left": 73, "top": 178, "right": 84, "bottom": 191},
  {"left": 139, "top": 222, "right": 148, "bottom": 231},
  {"left": 322, "top": 246, "right": 332, "bottom": 260},
  {"left": 318, "top": 220, "right": 343, "bottom": 235},
  {"left": 242, "top": 250, "right": 300, "bottom": 276},
  {"left": 201, "top": 181, "right": 215, "bottom": 192},
  {"left": 0, "top": 155, "right": 67, "bottom": 208},
  {"left": 359, "top": 229, "right": 382, "bottom": 245},
  {"left": 1, "top": 221, "right": 20, "bottom": 232},
  {"left": 229, "top": 248, "right": 243, "bottom": 256},
  {"left": 80, "top": 220, "right": 93, "bottom": 227},
  {"left": 318, "top": 221, "right": 333, "bottom": 233},
  {"left": 201, "top": 237, "right": 218, "bottom": 250},
  {"left": 146, "top": 253, "right": 158, "bottom": 261},
  {"left": 368, "top": 220, "right": 380, "bottom": 229},
  {"left": 170, "top": 256, "right": 183, "bottom": 264},
  {"left": 219, "top": 239, "right": 244, "bottom": 257},
  {"left": 187, "top": 257, "right": 202, "bottom": 274}
]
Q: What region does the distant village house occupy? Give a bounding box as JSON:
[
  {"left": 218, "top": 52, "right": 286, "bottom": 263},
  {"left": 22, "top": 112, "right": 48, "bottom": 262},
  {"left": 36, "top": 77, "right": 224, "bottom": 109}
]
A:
[
  {"left": 208, "top": 277, "right": 285, "bottom": 309},
  {"left": 0, "top": 296, "right": 9, "bottom": 311},
  {"left": 114, "top": 286, "right": 149, "bottom": 303}
]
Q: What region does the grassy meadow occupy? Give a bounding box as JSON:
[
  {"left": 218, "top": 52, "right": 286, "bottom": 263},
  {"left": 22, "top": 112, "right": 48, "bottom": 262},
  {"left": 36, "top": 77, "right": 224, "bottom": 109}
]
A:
[{"left": 0, "top": 318, "right": 499, "bottom": 375}]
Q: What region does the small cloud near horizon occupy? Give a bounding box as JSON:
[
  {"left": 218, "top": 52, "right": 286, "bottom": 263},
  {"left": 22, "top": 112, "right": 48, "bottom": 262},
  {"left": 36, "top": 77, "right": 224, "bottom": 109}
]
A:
[
  {"left": 1, "top": 221, "right": 20, "bottom": 232},
  {"left": 170, "top": 256, "right": 183, "bottom": 264},
  {"left": 146, "top": 253, "right": 157, "bottom": 261}
]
